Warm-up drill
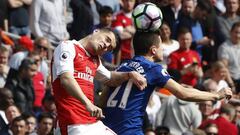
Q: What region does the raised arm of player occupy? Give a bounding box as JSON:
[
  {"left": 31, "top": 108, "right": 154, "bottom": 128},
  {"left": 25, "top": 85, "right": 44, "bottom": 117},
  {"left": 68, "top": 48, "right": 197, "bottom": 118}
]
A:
[
  {"left": 165, "top": 79, "right": 232, "bottom": 102},
  {"left": 60, "top": 72, "right": 105, "bottom": 118}
]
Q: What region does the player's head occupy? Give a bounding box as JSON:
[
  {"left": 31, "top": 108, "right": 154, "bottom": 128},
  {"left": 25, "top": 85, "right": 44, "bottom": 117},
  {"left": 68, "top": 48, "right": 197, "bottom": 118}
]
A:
[
  {"left": 133, "top": 31, "right": 162, "bottom": 62},
  {"left": 87, "top": 28, "right": 116, "bottom": 56}
]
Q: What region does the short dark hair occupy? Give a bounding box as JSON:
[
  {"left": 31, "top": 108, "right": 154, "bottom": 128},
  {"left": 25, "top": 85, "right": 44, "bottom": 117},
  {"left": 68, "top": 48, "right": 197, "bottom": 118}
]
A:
[
  {"left": 37, "top": 113, "right": 54, "bottom": 123},
  {"left": 133, "top": 32, "right": 160, "bottom": 55},
  {"left": 11, "top": 115, "right": 27, "bottom": 125},
  {"left": 18, "top": 58, "right": 37, "bottom": 72},
  {"left": 231, "top": 21, "right": 240, "bottom": 32},
  {"left": 177, "top": 27, "right": 191, "bottom": 38},
  {"left": 99, "top": 6, "right": 113, "bottom": 16},
  {"left": 197, "top": 0, "right": 212, "bottom": 13}
]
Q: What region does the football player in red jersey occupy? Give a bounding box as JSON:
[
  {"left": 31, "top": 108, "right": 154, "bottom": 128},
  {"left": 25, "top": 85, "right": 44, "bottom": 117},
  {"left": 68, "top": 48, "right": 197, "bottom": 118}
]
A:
[{"left": 51, "top": 28, "right": 147, "bottom": 135}]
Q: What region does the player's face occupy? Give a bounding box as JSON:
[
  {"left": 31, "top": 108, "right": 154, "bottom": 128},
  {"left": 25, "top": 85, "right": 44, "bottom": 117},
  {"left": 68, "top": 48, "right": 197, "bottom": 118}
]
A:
[
  {"left": 89, "top": 30, "right": 116, "bottom": 56},
  {"left": 153, "top": 36, "right": 163, "bottom": 62},
  {"left": 178, "top": 32, "right": 192, "bottom": 50}
]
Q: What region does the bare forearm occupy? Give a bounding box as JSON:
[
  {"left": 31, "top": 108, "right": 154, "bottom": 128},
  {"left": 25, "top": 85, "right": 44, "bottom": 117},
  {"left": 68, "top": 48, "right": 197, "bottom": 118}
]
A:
[
  {"left": 165, "top": 79, "right": 219, "bottom": 102},
  {"left": 105, "top": 71, "right": 129, "bottom": 87},
  {"left": 180, "top": 87, "right": 219, "bottom": 102},
  {"left": 60, "top": 74, "right": 91, "bottom": 105}
]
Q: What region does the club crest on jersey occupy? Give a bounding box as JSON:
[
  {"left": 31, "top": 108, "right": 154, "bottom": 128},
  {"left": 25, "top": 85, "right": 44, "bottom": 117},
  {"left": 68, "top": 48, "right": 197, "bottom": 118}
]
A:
[
  {"left": 60, "top": 51, "right": 70, "bottom": 61},
  {"left": 161, "top": 69, "right": 169, "bottom": 76}
]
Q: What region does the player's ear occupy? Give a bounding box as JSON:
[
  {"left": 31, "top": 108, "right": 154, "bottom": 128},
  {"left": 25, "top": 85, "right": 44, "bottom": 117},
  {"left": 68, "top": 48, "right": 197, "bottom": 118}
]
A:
[{"left": 151, "top": 46, "right": 157, "bottom": 55}]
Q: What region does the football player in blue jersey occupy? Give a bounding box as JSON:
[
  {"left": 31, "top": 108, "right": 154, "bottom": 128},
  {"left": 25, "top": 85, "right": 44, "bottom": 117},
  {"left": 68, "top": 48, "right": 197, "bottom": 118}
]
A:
[{"left": 101, "top": 31, "right": 232, "bottom": 135}]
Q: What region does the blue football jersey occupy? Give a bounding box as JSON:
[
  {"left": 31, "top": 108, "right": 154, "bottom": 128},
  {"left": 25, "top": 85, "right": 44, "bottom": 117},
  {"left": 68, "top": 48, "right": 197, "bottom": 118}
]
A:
[{"left": 102, "top": 56, "right": 171, "bottom": 135}]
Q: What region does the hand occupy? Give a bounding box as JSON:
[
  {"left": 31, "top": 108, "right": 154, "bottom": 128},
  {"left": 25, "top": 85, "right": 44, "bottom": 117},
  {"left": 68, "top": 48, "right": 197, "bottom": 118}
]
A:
[
  {"left": 129, "top": 71, "right": 147, "bottom": 90},
  {"left": 216, "top": 87, "right": 232, "bottom": 101},
  {"left": 86, "top": 102, "right": 105, "bottom": 119},
  {"left": 125, "top": 26, "right": 136, "bottom": 35}
]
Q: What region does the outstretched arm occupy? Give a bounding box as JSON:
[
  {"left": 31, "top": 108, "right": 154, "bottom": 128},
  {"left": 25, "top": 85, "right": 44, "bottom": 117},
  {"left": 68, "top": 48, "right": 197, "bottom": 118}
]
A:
[
  {"left": 95, "top": 64, "right": 147, "bottom": 90},
  {"left": 165, "top": 79, "right": 232, "bottom": 102}
]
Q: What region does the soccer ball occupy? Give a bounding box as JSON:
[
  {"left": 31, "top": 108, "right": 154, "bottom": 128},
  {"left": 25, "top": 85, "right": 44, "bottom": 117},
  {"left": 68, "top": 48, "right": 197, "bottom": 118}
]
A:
[{"left": 132, "top": 2, "right": 163, "bottom": 32}]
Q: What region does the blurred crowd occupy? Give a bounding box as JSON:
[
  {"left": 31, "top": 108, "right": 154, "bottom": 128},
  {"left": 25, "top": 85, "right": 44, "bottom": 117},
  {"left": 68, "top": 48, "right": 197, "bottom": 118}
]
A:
[{"left": 0, "top": 0, "right": 240, "bottom": 135}]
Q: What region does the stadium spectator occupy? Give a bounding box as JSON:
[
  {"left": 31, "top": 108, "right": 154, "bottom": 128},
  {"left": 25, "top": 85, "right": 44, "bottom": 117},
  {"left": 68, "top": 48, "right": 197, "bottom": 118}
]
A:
[
  {"left": 146, "top": 92, "right": 161, "bottom": 129},
  {"left": 33, "top": 37, "right": 53, "bottom": 85},
  {"left": 96, "top": 0, "right": 120, "bottom": 13},
  {"left": 200, "top": 103, "right": 238, "bottom": 135},
  {"left": 160, "top": 0, "right": 183, "bottom": 39},
  {"left": 0, "top": 45, "right": 10, "bottom": 88},
  {"left": 217, "top": 21, "right": 240, "bottom": 93},
  {"left": 93, "top": 6, "right": 117, "bottom": 69},
  {"left": 8, "top": 0, "right": 32, "bottom": 36},
  {"left": 5, "top": 58, "right": 38, "bottom": 113},
  {"left": 204, "top": 61, "right": 235, "bottom": 93},
  {"left": 8, "top": 36, "right": 33, "bottom": 71},
  {"left": 0, "top": 104, "right": 22, "bottom": 135},
  {"left": 158, "top": 21, "right": 179, "bottom": 68},
  {"left": 178, "top": 0, "right": 214, "bottom": 62},
  {"left": 22, "top": 113, "right": 37, "bottom": 135},
  {"left": 101, "top": 31, "right": 232, "bottom": 135},
  {"left": 41, "top": 93, "right": 57, "bottom": 119},
  {"left": 70, "top": 0, "right": 102, "bottom": 40},
  {"left": 199, "top": 101, "right": 217, "bottom": 122},
  {"left": 111, "top": 0, "right": 136, "bottom": 65},
  {"left": 168, "top": 27, "right": 203, "bottom": 87},
  {"left": 51, "top": 28, "right": 146, "bottom": 135},
  {"left": 10, "top": 116, "right": 28, "bottom": 135},
  {"left": 0, "top": 88, "right": 14, "bottom": 125},
  {"left": 156, "top": 96, "right": 202, "bottom": 135},
  {"left": 34, "top": 113, "right": 54, "bottom": 135},
  {"left": 204, "top": 123, "right": 218, "bottom": 135},
  {"left": 0, "top": 0, "right": 8, "bottom": 29},
  {"left": 30, "top": 0, "right": 69, "bottom": 47},
  {"left": 28, "top": 51, "right": 45, "bottom": 115},
  {"left": 214, "top": 0, "right": 240, "bottom": 46}
]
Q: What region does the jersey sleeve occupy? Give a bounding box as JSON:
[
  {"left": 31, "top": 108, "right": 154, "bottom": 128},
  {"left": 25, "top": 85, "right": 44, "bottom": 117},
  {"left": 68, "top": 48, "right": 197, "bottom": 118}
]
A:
[
  {"left": 53, "top": 41, "right": 76, "bottom": 76},
  {"left": 167, "top": 53, "right": 178, "bottom": 69},
  {"left": 95, "top": 63, "right": 111, "bottom": 83},
  {"left": 147, "top": 65, "right": 171, "bottom": 87}
]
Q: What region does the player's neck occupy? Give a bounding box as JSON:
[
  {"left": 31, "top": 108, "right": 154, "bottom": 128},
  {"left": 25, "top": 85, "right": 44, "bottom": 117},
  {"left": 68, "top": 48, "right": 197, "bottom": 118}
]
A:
[
  {"left": 143, "top": 55, "right": 154, "bottom": 62},
  {"left": 79, "top": 37, "right": 90, "bottom": 51}
]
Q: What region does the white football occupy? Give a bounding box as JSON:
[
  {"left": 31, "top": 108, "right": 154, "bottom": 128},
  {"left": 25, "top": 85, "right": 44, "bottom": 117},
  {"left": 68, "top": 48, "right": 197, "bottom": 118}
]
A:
[{"left": 132, "top": 2, "right": 163, "bottom": 32}]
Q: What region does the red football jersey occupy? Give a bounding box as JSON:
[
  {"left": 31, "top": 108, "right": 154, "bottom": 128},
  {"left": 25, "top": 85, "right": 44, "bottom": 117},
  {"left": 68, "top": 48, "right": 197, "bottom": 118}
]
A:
[
  {"left": 168, "top": 49, "right": 201, "bottom": 86},
  {"left": 52, "top": 41, "right": 100, "bottom": 127}
]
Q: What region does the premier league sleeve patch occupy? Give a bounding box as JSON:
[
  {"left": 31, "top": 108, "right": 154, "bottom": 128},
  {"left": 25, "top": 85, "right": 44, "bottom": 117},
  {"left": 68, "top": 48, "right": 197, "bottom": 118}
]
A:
[{"left": 60, "top": 51, "right": 70, "bottom": 61}]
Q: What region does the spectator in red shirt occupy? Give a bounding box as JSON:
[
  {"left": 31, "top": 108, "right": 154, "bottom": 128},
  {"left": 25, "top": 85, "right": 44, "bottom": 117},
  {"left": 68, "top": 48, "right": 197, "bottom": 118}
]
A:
[
  {"left": 168, "top": 27, "right": 203, "bottom": 87},
  {"left": 199, "top": 103, "right": 238, "bottom": 135}
]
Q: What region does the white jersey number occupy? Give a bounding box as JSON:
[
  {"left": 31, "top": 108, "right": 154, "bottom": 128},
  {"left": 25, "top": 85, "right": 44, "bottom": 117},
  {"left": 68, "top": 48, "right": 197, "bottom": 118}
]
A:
[{"left": 106, "top": 80, "right": 133, "bottom": 109}]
